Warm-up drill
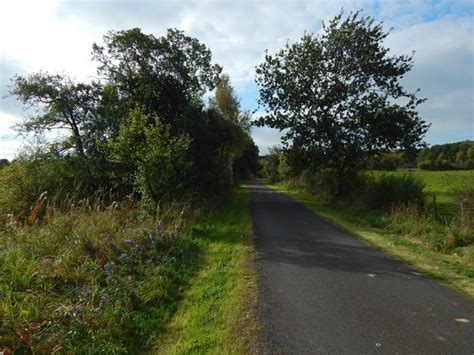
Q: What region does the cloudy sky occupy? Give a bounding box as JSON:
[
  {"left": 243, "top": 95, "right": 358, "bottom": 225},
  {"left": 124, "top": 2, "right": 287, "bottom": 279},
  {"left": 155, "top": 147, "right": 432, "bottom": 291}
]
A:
[{"left": 0, "top": 0, "right": 473, "bottom": 159}]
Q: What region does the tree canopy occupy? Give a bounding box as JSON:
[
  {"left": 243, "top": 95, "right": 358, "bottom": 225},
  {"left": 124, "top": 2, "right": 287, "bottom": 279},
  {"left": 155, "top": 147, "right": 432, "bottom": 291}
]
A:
[
  {"left": 255, "top": 11, "right": 429, "bottom": 176},
  {"left": 92, "top": 28, "right": 222, "bottom": 133},
  {"left": 10, "top": 73, "right": 101, "bottom": 156},
  {"left": 8, "top": 27, "right": 258, "bottom": 207}
]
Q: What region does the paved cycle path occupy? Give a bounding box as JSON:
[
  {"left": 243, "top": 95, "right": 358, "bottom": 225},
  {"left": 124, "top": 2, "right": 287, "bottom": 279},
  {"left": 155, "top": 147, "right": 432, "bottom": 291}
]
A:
[{"left": 249, "top": 181, "right": 474, "bottom": 354}]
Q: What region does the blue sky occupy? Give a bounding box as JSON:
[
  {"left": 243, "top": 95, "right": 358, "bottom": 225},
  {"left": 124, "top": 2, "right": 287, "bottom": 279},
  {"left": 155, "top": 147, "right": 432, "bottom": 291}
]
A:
[{"left": 0, "top": 0, "right": 473, "bottom": 159}]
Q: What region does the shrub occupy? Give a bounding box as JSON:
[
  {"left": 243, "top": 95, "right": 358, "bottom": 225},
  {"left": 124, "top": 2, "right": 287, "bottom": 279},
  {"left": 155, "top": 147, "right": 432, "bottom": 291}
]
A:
[
  {"left": 364, "top": 174, "right": 426, "bottom": 211},
  {"left": 108, "top": 109, "right": 192, "bottom": 211},
  {"left": 0, "top": 156, "right": 92, "bottom": 227},
  {"left": 417, "top": 159, "right": 434, "bottom": 170},
  {"left": 298, "top": 168, "right": 366, "bottom": 200}
]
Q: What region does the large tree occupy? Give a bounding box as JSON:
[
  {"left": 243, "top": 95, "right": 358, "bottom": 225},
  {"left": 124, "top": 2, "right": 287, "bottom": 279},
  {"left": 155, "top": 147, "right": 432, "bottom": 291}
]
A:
[
  {"left": 92, "top": 28, "right": 222, "bottom": 133},
  {"left": 209, "top": 74, "right": 255, "bottom": 185},
  {"left": 10, "top": 73, "right": 101, "bottom": 156},
  {"left": 255, "top": 11, "right": 429, "bottom": 179}
]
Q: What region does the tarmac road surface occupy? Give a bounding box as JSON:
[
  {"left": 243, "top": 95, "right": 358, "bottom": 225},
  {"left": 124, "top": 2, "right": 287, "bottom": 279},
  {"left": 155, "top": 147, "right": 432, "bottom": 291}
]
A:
[{"left": 249, "top": 181, "right": 474, "bottom": 354}]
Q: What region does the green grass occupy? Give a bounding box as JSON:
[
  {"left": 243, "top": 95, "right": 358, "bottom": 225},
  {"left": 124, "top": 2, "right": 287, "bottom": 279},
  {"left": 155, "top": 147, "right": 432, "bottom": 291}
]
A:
[
  {"left": 0, "top": 186, "right": 257, "bottom": 353},
  {"left": 370, "top": 170, "right": 474, "bottom": 217},
  {"left": 154, "top": 185, "right": 257, "bottom": 354},
  {"left": 0, "top": 203, "right": 202, "bottom": 353},
  {"left": 270, "top": 181, "right": 474, "bottom": 299}
]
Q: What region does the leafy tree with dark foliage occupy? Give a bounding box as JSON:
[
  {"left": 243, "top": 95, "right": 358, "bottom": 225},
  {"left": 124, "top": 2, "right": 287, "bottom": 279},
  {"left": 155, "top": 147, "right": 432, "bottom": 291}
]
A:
[
  {"left": 255, "top": 11, "right": 429, "bottom": 193},
  {"left": 8, "top": 28, "right": 253, "bottom": 201},
  {"left": 92, "top": 28, "right": 222, "bottom": 134},
  {"left": 10, "top": 73, "right": 101, "bottom": 156}
]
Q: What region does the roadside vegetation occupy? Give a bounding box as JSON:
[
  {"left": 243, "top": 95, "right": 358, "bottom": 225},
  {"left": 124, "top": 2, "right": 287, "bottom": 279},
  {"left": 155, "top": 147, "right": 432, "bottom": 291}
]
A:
[
  {"left": 155, "top": 186, "right": 257, "bottom": 354},
  {"left": 0, "top": 27, "right": 257, "bottom": 353},
  {"left": 1, "top": 8, "right": 472, "bottom": 353},
  {"left": 1, "top": 199, "right": 200, "bottom": 353}
]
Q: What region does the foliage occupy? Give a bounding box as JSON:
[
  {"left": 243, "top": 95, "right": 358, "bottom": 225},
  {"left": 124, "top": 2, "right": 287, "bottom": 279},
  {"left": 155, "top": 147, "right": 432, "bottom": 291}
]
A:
[
  {"left": 108, "top": 109, "right": 191, "bottom": 209},
  {"left": 0, "top": 155, "right": 88, "bottom": 226},
  {"left": 417, "top": 140, "right": 474, "bottom": 170},
  {"left": 456, "top": 186, "right": 474, "bottom": 238},
  {"left": 374, "top": 169, "right": 474, "bottom": 218},
  {"left": 255, "top": 11, "right": 429, "bottom": 184},
  {"left": 364, "top": 174, "right": 425, "bottom": 210},
  {"left": 366, "top": 151, "right": 406, "bottom": 171},
  {"left": 10, "top": 73, "right": 101, "bottom": 156},
  {"left": 0, "top": 159, "right": 9, "bottom": 170},
  {"left": 364, "top": 141, "right": 474, "bottom": 171},
  {"left": 0, "top": 202, "right": 200, "bottom": 353},
  {"left": 7, "top": 27, "right": 256, "bottom": 216},
  {"left": 3, "top": 24, "right": 255, "bottom": 354},
  {"left": 260, "top": 147, "right": 284, "bottom": 183},
  {"left": 0, "top": 186, "right": 256, "bottom": 354},
  {"left": 207, "top": 74, "right": 256, "bottom": 186},
  {"left": 92, "top": 28, "right": 222, "bottom": 133},
  {"left": 0, "top": 162, "right": 33, "bottom": 224},
  {"left": 233, "top": 140, "right": 259, "bottom": 180},
  {"left": 209, "top": 74, "right": 252, "bottom": 134}
]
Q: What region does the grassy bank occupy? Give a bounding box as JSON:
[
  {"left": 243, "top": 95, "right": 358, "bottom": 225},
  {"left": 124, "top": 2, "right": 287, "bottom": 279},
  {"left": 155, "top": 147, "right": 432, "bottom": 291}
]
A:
[
  {"left": 0, "top": 186, "right": 256, "bottom": 353},
  {"left": 269, "top": 181, "right": 474, "bottom": 299},
  {"left": 0, "top": 201, "right": 201, "bottom": 353},
  {"left": 155, "top": 185, "right": 257, "bottom": 354}
]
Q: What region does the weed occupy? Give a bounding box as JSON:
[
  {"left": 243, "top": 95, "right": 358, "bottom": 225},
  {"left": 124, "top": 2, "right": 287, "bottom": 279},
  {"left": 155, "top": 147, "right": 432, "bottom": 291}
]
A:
[{"left": 0, "top": 201, "right": 201, "bottom": 353}]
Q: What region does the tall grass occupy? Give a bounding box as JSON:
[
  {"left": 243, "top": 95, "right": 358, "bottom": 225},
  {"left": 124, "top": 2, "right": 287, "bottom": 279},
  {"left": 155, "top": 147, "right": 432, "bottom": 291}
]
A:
[
  {"left": 364, "top": 174, "right": 426, "bottom": 210},
  {"left": 283, "top": 169, "right": 473, "bottom": 252},
  {"left": 0, "top": 200, "right": 201, "bottom": 353}
]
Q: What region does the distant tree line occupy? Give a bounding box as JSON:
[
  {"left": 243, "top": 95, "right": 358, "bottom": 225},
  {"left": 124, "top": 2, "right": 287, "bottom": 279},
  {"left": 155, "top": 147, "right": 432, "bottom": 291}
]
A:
[
  {"left": 366, "top": 141, "right": 474, "bottom": 171},
  {"left": 417, "top": 141, "right": 474, "bottom": 170}
]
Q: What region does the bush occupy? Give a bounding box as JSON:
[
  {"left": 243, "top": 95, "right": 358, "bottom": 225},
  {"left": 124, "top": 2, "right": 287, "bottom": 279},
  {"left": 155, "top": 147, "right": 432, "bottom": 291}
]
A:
[
  {"left": 296, "top": 168, "right": 367, "bottom": 201},
  {"left": 0, "top": 156, "right": 94, "bottom": 227},
  {"left": 417, "top": 159, "right": 433, "bottom": 170},
  {"left": 368, "top": 152, "right": 404, "bottom": 171},
  {"left": 108, "top": 109, "right": 192, "bottom": 211},
  {"left": 364, "top": 174, "right": 426, "bottom": 211}
]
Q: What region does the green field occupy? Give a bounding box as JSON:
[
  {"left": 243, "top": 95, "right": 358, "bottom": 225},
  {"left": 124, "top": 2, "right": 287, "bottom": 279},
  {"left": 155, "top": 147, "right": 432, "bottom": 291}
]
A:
[{"left": 370, "top": 170, "right": 474, "bottom": 216}]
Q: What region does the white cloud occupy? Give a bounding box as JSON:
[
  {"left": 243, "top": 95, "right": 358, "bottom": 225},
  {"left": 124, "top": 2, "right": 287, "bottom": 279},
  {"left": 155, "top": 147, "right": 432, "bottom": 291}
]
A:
[
  {"left": 386, "top": 16, "right": 474, "bottom": 142},
  {"left": 252, "top": 126, "right": 283, "bottom": 155},
  {"left": 0, "top": 0, "right": 97, "bottom": 79},
  {"left": 0, "top": 0, "right": 472, "bottom": 158},
  {"left": 0, "top": 112, "right": 23, "bottom": 160}
]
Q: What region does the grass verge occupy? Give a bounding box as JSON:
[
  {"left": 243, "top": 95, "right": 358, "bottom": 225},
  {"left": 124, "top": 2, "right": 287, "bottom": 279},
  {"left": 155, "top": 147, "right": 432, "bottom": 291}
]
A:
[
  {"left": 1, "top": 186, "right": 257, "bottom": 353},
  {"left": 269, "top": 183, "right": 474, "bottom": 299},
  {"left": 0, "top": 201, "right": 201, "bottom": 353},
  {"left": 154, "top": 185, "right": 258, "bottom": 354}
]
